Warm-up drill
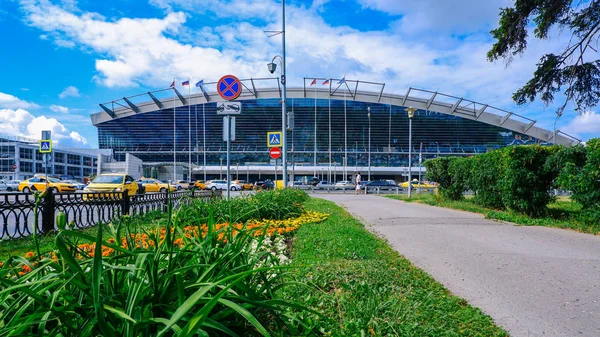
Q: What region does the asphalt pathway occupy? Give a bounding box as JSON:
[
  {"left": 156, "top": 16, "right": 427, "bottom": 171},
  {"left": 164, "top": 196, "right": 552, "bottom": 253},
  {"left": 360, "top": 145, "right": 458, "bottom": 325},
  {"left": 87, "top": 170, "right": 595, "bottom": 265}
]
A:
[{"left": 315, "top": 194, "right": 600, "bottom": 337}]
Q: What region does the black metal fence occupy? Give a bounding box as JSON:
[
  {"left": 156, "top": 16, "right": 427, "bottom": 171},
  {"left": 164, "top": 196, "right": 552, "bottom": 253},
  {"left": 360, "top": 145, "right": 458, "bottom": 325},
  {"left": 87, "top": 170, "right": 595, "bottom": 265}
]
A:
[{"left": 0, "top": 189, "right": 220, "bottom": 240}]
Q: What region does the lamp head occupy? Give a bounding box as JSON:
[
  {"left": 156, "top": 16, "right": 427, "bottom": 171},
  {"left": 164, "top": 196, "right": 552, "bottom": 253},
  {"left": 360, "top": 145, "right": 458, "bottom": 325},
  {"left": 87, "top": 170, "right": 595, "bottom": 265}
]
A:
[
  {"left": 405, "top": 106, "right": 417, "bottom": 118},
  {"left": 367, "top": 106, "right": 371, "bottom": 117},
  {"left": 267, "top": 62, "right": 277, "bottom": 74}
]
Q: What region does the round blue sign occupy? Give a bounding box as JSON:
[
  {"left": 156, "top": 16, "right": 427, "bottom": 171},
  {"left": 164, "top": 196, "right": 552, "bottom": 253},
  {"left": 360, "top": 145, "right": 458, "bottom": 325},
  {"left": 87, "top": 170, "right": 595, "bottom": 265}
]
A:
[{"left": 217, "top": 75, "right": 242, "bottom": 100}]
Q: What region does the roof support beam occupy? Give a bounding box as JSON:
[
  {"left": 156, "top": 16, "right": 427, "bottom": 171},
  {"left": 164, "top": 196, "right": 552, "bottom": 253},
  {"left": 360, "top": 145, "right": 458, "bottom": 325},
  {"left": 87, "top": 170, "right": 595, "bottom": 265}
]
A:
[
  {"left": 500, "top": 112, "right": 512, "bottom": 126},
  {"left": 199, "top": 85, "right": 210, "bottom": 102},
  {"left": 173, "top": 88, "right": 187, "bottom": 105},
  {"left": 426, "top": 91, "right": 438, "bottom": 110},
  {"left": 476, "top": 104, "right": 488, "bottom": 119},
  {"left": 523, "top": 120, "right": 536, "bottom": 132},
  {"left": 377, "top": 83, "right": 386, "bottom": 102},
  {"left": 147, "top": 92, "right": 163, "bottom": 109},
  {"left": 450, "top": 98, "right": 463, "bottom": 114},
  {"left": 123, "top": 97, "right": 140, "bottom": 113},
  {"left": 402, "top": 87, "right": 412, "bottom": 105},
  {"left": 99, "top": 104, "right": 116, "bottom": 118}
]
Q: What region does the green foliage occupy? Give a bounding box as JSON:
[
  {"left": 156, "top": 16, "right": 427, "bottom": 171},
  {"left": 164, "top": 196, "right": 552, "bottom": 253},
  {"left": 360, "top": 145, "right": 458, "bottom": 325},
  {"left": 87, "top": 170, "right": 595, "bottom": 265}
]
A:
[
  {"left": 285, "top": 198, "right": 508, "bottom": 336},
  {"left": 470, "top": 150, "right": 505, "bottom": 209},
  {"left": 424, "top": 156, "right": 473, "bottom": 200},
  {"left": 544, "top": 144, "right": 587, "bottom": 179},
  {"left": 488, "top": 0, "right": 600, "bottom": 113},
  {"left": 558, "top": 138, "right": 600, "bottom": 225},
  {"left": 0, "top": 195, "right": 313, "bottom": 336},
  {"left": 498, "top": 146, "right": 557, "bottom": 216},
  {"left": 178, "top": 189, "right": 309, "bottom": 226}
]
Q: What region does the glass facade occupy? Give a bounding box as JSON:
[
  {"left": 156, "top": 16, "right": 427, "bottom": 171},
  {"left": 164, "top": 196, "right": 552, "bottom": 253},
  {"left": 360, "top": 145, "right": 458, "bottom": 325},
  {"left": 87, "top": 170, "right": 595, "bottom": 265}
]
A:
[{"left": 98, "top": 98, "right": 544, "bottom": 169}]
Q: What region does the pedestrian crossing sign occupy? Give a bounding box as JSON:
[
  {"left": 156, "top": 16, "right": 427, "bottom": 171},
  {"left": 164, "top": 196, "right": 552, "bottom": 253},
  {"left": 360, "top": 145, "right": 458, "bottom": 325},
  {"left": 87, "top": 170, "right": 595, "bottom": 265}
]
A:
[
  {"left": 267, "top": 132, "right": 282, "bottom": 148},
  {"left": 40, "top": 140, "right": 52, "bottom": 153}
]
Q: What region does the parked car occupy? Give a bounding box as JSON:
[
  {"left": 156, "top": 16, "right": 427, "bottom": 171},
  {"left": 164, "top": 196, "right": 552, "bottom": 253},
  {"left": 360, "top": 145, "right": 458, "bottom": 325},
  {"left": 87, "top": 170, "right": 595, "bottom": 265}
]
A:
[
  {"left": 84, "top": 174, "right": 140, "bottom": 197},
  {"left": 19, "top": 177, "right": 76, "bottom": 193},
  {"left": 399, "top": 180, "right": 438, "bottom": 190},
  {"left": 206, "top": 180, "right": 228, "bottom": 191},
  {"left": 233, "top": 180, "right": 253, "bottom": 190},
  {"left": 138, "top": 178, "right": 176, "bottom": 193},
  {"left": 229, "top": 181, "right": 244, "bottom": 191},
  {"left": 255, "top": 180, "right": 274, "bottom": 190},
  {"left": 62, "top": 180, "right": 86, "bottom": 190},
  {"left": 193, "top": 180, "right": 206, "bottom": 190},
  {"left": 175, "top": 180, "right": 193, "bottom": 190},
  {"left": 0, "top": 179, "right": 19, "bottom": 192},
  {"left": 315, "top": 181, "right": 331, "bottom": 189},
  {"left": 366, "top": 180, "right": 398, "bottom": 190},
  {"left": 334, "top": 181, "right": 354, "bottom": 190}
]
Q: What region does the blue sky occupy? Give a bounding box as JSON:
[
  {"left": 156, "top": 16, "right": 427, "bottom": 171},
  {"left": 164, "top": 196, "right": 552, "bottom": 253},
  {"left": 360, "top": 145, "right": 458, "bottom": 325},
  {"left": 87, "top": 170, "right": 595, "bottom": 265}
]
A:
[{"left": 1, "top": 0, "right": 599, "bottom": 148}]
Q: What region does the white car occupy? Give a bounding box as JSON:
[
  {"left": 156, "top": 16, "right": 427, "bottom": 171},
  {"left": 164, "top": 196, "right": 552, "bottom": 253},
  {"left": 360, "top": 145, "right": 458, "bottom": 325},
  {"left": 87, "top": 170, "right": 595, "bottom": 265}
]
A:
[
  {"left": 62, "top": 180, "right": 86, "bottom": 190},
  {"left": 205, "top": 180, "right": 228, "bottom": 191},
  {"left": 0, "top": 180, "right": 19, "bottom": 192},
  {"left": 229, "top": 181, "right": 243, "bottom": 191},
  {"left": 334, "top": 181, "right": 354, "bottom": 190}
]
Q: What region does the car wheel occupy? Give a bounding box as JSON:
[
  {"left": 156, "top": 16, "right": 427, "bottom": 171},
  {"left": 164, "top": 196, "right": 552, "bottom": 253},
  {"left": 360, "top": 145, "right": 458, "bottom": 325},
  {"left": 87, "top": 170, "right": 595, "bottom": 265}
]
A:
[
  {"left": 177, "top": 186, "right": 182, "bottom": 191},
  {"left": 211, "top": 186, "right": 217, "bottom": 191},
  {"left": 22, "top": 187, "right": 30, "bottom": 193},
  {"left": 230, "top": 186, "right": 237, "bottom": 191},
  {"left": 160, "top": 188, "right": 166, "bottom": 193},
  {"left": 6, "top": 187, "right": 13, "bottom": 192}
]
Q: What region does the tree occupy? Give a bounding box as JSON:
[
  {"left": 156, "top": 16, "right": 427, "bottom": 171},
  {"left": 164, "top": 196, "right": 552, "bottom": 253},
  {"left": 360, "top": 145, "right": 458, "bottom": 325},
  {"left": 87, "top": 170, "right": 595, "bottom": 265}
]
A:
[{"left": 488, "top": 0, "right": 600, "bottom": 116}]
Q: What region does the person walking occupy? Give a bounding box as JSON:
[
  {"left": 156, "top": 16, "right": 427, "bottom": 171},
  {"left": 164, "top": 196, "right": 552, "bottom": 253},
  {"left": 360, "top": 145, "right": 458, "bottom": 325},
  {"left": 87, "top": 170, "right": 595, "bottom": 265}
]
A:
[{"left": 355, "top": 172, "right": 361, "bottom": 195}]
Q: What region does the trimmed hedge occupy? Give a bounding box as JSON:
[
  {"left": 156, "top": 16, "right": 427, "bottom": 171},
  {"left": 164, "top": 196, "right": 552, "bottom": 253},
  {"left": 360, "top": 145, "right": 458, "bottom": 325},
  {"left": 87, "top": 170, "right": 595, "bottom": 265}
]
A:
[{"left": 470, "top": 150, "right": 505, "bottom": 209}]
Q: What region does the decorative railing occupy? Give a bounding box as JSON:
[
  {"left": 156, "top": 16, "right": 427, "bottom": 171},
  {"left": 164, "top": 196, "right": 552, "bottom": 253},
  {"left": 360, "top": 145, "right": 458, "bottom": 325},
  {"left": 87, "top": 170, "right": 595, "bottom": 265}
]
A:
[{"left": 0, "top": 189, "right": 220, "bottom": 240}]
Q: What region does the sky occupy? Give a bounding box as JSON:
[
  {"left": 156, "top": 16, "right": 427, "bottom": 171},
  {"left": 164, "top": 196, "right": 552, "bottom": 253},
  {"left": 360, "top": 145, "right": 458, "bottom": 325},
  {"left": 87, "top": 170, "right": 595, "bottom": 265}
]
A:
[{"left": 0, "top": 0, "right": 599, "bottom": 148}]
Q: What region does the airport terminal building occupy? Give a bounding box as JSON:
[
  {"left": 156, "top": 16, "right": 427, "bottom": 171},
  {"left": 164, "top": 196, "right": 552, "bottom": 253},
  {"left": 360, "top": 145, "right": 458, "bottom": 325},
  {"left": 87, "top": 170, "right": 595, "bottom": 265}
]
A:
[{"left": 91, "top": 78, "right": 580, "bottom": 183}]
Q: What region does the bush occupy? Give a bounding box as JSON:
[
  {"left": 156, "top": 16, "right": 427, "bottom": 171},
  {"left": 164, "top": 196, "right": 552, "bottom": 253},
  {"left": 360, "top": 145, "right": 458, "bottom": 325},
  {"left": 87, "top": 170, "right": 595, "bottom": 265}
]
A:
[
  {"left": 424, "top": 157, "right": 473, "bottom": 200},
  {"left": 447, "top": 157, "right": 473, "bottom": 199},
  {"left": 470, "top": 150, "right": 505, "bottom": 209},
  {"left": 558, "top": 138, "right": 600, "bottom": 224},
  {"left": 424, "top": 157, "right": 455, "bottom": 198},
  {"left": 498, "top": 145, "right": 556, "bottom": 216}
]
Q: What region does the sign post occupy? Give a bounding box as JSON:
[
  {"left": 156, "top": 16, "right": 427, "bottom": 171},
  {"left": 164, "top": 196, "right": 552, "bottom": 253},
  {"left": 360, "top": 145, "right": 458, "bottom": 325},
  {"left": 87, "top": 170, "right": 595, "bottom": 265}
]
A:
[
  {"left": 217, "top": 75, "right": 243, "bottom": 200},
  {"left": 40, "top": 131, "right": 52, "bottom": 189}
]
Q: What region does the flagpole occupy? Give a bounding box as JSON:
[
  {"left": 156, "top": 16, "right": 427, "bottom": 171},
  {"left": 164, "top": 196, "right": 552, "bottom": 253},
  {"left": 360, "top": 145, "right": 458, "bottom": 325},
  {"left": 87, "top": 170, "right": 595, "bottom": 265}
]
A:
[
  {"left": 314, "top": 81, "right": 317, "bottom": 177},
  {"left": 418, "top": 142, "right": 422, "bottom": 193},
  {"left": 203, "top": 103, "right": 206, "bottom": 181},
  {"left": 173, "top": 78, "right": 176, "bottom": 183},
  {"left": 344, "top": 82, "right": 347, "bottom": 181},
  {"left": 195, "top": 103, "right": 198, "bottom": 179},
  {"left": 328, "top": 78, "right": 332, "bottom": 184},
  {"left": 188, "top": 78, "right": 191, "bottom": 181}
]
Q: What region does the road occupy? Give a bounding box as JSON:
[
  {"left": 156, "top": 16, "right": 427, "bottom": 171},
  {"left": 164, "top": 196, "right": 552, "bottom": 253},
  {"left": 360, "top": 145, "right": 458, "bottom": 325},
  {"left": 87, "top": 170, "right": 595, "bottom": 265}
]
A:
[{"left": 315, "top": 194, "right": 600, "bottom": 337}]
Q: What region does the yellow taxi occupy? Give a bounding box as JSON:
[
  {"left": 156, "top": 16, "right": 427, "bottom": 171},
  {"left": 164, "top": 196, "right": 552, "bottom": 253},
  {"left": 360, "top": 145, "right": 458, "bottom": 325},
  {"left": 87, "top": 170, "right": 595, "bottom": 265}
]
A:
[
  {"left": 234, "top": 180, "right": 253, "bottom": 190},
  {"left": 399, "top": 179, "right": 438, "bottom": 189},
  {"left": 83, "top": 173, "right": 140, "bottom": 198},
  {"left": 193, "top": 180, "right": 206, "bottom": 190},
  {"left": 18, "top": 176, "right": 76, "bottom": 193},
  {"left": 138, "top": 178, "right": 176, "bottom": 193}
]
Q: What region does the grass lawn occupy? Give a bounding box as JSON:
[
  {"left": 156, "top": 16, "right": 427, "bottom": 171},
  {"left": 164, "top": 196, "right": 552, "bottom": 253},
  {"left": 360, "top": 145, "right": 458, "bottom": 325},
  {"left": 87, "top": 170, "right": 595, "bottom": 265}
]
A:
[
  {"left": 288, "top": 197, "right": 508, "bottom": 336},
  {"left": 385, "top": 194, "right": 598, "bottom": 235}
]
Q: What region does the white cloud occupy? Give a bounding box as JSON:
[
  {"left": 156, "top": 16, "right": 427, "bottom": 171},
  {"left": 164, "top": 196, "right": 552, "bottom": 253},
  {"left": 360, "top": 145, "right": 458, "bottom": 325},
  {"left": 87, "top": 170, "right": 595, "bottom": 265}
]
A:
[
  {"left": 58, "top": 86, "right": 80, "bottom": 98},
  {"left": 49, "top": 104, "right": 69, "bottom": 113},
  {"left": 561, "top": 111, "right": 600, "bottom": 140},
  {"left": 69, "top": 131, "right": 88, "bottom": 145},
  {"left": 0, "top": 92, "right": 39, "bottom": 109},
  {"left": 0, "top": 108, "right": 88, "bottom": 146}
]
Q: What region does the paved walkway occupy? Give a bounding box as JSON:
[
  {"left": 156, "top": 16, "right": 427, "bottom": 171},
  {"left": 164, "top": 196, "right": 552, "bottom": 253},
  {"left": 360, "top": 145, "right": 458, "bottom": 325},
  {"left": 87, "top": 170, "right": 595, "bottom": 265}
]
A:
[{"left": 315, "top": 194, "right": 600, "bottom": 337}]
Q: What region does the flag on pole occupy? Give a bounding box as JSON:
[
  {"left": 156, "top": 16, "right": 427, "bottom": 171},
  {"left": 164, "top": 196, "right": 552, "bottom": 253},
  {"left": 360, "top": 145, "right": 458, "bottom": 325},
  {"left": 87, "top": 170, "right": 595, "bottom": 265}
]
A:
[
  {"left": 195, "top": 80, "right": 204, "bottom": 87},
  {"left": 170, "top": 80, "right": 175, "bottom": 88},
  {"left": 310, "top": 78, "right": 317, "bottom": 86},
  {"left": 182, "top": 80, "right": 190, "bottom": 86},
  {"left": 337, "top": 77, "right": 346, "bottom": 85},
  {"left": 322, "top": 79, "right": 330, "bottom": 85}
]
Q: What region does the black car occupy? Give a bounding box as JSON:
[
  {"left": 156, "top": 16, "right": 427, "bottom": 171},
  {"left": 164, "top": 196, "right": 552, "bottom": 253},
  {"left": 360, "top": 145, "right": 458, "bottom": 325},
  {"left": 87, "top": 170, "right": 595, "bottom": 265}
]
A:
[
  {"left": 255, "top": 180, "right": 274, "bottom": 190},
  {"left": 366, "top": 180, "right": 397, "bottom": 190}
]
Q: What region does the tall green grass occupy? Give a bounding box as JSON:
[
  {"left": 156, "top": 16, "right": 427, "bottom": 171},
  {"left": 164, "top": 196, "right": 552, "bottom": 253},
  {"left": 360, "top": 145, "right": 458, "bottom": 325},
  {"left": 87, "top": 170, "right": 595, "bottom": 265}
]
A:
[{"left": 0, "top": 190, "right": 315, "bottom": 336}]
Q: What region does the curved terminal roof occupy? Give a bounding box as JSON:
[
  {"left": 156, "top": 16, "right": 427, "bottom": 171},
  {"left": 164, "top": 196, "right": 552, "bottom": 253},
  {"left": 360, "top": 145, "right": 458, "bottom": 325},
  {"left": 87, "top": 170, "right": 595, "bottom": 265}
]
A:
[{"left": 91, "top": 77, "right": 580, "bottom": 146}]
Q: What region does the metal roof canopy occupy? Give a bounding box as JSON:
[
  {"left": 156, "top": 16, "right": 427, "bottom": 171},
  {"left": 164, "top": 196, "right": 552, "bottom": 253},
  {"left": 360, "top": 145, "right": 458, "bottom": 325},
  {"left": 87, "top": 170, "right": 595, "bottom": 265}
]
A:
[{"left": 92, "top": 77, "right": 581, "bottom": 146}]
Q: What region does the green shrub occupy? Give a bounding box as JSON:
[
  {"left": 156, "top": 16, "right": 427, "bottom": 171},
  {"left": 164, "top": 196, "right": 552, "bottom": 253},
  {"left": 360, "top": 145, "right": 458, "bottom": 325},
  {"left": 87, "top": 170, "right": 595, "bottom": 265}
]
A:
[
  {"left": 498, "top": 146, "right": 556, "bottom": 216},
  {"left": 470, "top": 150, "right": 505, "bottom": 209},
  {"left": 447, "top": 157, "right": 473, "bottom": 199},
  {"left": 424, "top": 157, "right": 466, "bottom": 200},
  {"left": 558, "top": 138, "right": 600, "bottom": 224}
]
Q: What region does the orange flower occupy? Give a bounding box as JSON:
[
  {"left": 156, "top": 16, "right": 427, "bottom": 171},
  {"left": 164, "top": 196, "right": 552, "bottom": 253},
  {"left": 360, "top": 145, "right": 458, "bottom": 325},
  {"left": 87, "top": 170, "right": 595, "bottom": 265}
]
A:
[
  {"left": 21, "top": 264, "right": 32, "bottom": 273},
  {"left": 24, "top": 252, "right": 35, "bottom": 259}
]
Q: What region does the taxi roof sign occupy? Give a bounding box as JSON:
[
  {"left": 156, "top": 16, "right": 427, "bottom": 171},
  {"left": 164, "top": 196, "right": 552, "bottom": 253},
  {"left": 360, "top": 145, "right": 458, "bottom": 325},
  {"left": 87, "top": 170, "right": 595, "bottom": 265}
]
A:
[
  {"left": 267, "top": 132, "right": 282, "bottom": 148},
  {"left": 39, "top": 140, "right": 52, "bottom": 153}
]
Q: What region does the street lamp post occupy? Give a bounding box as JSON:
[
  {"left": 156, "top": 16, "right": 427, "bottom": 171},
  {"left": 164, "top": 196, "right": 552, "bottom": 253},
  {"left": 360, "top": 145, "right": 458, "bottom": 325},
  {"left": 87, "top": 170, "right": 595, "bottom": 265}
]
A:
[
  {"left": 367, "top": 106, "right": 371, "bottom": 182},
  {"left": 220, "top": 158, "right": 223, "bottom": 180},
  {"left": 266, "top": 0, "right": 288, "bottom": 189},
  {"left": 405, "top": 107, "right": 416, "bottom": 199}
]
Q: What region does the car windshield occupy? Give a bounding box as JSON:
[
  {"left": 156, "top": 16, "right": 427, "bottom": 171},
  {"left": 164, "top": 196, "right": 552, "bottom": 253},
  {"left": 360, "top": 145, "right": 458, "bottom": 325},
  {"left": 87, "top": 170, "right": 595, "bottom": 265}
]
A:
[
  {"left": 93, "top": 175, "right": 123, "bottom": 184},
  {"left": 48, "top": 178, "right": 61, "bottom": 183}
]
